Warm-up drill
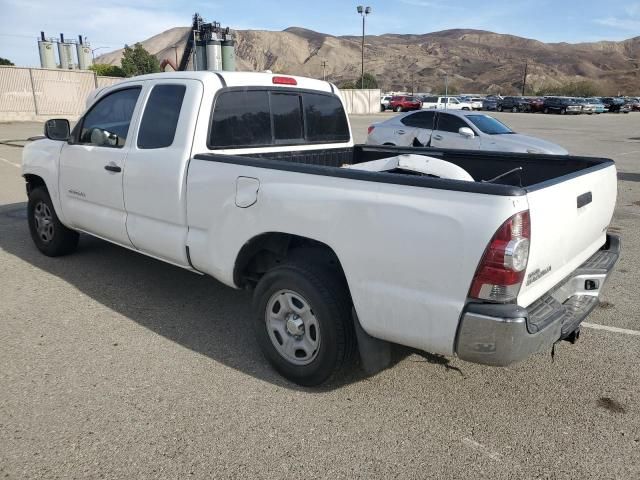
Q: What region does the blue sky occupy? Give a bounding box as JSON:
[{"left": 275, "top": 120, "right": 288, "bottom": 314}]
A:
[{"left": 2, "top": 0, "right": 640, "bottom": 66}]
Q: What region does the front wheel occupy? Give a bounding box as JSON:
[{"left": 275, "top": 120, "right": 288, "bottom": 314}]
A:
[
  {"left": 253, "top": 260, "right": 355, "bottom": 386},
  {"left": 394, "top": 105, "right": 403, "bottom": 112},
  {"left": 497, "top": 105, "right": 503, "bottom": 112},
  {"left": 560, "top": 108, "right": 566, "bottom": 115},
  {"left": 512, "top": 106, "right": 518, "bottom": 113},
  {"left": 27, "top": 187, "right": 79, "bottom": 257}
]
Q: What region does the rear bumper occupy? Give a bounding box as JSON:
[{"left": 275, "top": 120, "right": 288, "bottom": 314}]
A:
[{"left": 456, "top": 234, "right": 620, "bottom": 366}]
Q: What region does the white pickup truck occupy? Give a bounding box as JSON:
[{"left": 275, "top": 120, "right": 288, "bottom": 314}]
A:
[
  {"left": 421, "top": 95, "right": 473, "bottom": 110},
  {"left": 22, "top": 71, "right": 620, "bottom": 386}
]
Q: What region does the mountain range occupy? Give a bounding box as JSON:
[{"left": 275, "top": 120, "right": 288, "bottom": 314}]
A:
[{"left": 95, "top": 27, "right": 640, "bottom": 94}]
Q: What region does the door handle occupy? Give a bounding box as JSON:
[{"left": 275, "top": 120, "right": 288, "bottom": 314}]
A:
[
  {"left": 434, "top": 134, "right": 443, "bottom": 140},
  {"left": 104, "top": 164, "right": 121, "bottom": 173},
  {"left": 396, "top": 130, "right": 406, "bottom": 135}
]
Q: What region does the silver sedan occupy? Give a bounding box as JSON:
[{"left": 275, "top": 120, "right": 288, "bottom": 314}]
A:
[{"left": 366, "top": 109, "right": 569, "bottom": 155}]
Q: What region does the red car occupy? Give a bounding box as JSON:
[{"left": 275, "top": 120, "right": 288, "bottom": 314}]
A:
[
  {"left": 528, "top": 97, "right": 545, "bottom": 113},
  {"left": 389, "top": 95, "right": 422, "bottom": 112}
]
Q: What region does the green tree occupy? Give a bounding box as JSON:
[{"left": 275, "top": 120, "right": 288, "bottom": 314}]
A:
[
  {"left": 89, "top": 63, "right": 125, "bottom": 77},
  {"left": 0, "top": 57, "right": 14, "bottom": 66},
  {"left": 120, "top": 43, "right": 160, "bottom": 77},
  {"left": 535, "top": 80, "right": 602, "bottom": 97},
  {"left": 339, "top": 73, "right": 378, "bottom": 89},
  {"left": 339, "top": 80, "right": 356, "bottom": 89},
  {"left": 354, "top": 72, "right": 378, "bottom": 89}
]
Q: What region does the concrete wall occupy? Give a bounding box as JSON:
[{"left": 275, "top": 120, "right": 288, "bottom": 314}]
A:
[
  {"left": 0, "top": 66, "right": 122, "bottom": 122},
  {"left": 337, "top": 88, "right": 382, "bottom": 114},
  {"left": 0, "top": 67, "right": 382, "bottom": 120}
]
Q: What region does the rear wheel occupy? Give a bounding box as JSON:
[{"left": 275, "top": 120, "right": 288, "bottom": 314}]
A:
[
  {"left": 511, "top": 106, "right": 518, "bottom": 113},
  {"left": 497, "top": 105, "right": 503, "bottom": 112},
  {"left": 27, "top": 187, "right": 79, "bottom": 257},
  {"left": 253, "top": 259, "right": 355, "bottom": 386},
  {"left": 560, "top": 108, "right": 567, "bottom": 115},
  {"left": 544, "top": 107, "right": 549, "bottom": 114}
]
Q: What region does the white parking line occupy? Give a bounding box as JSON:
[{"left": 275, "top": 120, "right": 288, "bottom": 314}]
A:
[
  {"left": 0, "top": 157, "right": 20, "bottom": 168},
  {"left": 582, "top": 322, "right": 640, "bottom": 336}
]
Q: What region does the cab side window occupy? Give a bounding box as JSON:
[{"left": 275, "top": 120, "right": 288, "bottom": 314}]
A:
[
  {"left": 137, "top": 84, "right": 186, "bottom": 149},
  {"left": 79, "top": 87, "right": 141, "bottom": 148}
]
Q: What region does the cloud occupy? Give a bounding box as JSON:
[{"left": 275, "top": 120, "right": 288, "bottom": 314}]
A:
[{"left": 595, "top": 16, "right": 640, "bottom": 31}]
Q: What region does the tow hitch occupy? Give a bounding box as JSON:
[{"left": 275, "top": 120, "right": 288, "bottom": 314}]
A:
[{"left": 562, "top": 327, "right": 581, "bottom": 344}]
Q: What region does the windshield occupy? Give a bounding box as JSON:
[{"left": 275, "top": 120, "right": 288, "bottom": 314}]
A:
[{"left": 466, "top": 114, "right": 514, "bottom": 135}]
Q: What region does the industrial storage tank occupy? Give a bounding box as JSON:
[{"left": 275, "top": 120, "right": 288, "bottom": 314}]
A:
[
  {"left": 195, "top": 40, "right": 207, "bottom": 71},
  {"left": 76, "top": 36, "right": 92, "bottom": 70},
  {"left": 221, "top": 39, "right": 235, "bottom": 71},
  {"left": 37, "top": 32, "right": 56, "bottom": 69},
  {"left": 206, "top": 39, "right": 222, "bottom": 71},
  {"left": 57, "top": 34, "right": 75, "bottom": 69}
]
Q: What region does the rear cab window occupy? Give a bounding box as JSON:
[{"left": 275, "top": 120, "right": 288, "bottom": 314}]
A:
[{"left": 208, "top": 88, "right": 350, "bottom": 149}]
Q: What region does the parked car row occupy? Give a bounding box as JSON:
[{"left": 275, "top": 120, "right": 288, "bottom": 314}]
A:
[{"left": 381, "top": 93, "right": 638, "bottom": 114}]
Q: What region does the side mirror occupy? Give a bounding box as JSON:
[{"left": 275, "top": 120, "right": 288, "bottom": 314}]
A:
[
  {"left": 459, "top": 127, "right": 475, "bottom": 138},
  {"left": 44, "top": 119, "right": 70, "bottom": 141}
]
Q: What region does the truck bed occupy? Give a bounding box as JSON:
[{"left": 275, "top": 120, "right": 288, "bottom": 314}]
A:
[{"left": 195, "top": 145, "right": 614, "bottom": 195}]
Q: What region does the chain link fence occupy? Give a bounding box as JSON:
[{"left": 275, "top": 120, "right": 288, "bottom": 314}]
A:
[{"left": 0, "top": 66, "right": 122, "bottom": 121}]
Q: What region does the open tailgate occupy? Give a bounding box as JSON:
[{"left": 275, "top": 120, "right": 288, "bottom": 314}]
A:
[{"left": 518, "top": 162, "right": 617, "bottom": 307}]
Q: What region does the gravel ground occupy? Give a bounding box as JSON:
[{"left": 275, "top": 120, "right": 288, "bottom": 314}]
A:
[{"left": 1, "top": 113, "right": 639, "bottom": 479}]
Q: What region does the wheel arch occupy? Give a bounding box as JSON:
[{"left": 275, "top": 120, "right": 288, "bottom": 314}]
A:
[
  {"left": 24, "top": 173, "right": 48, "bottom": 195},
  {"left": 233, "top": 232, "right": 349, "bottom": 291}
]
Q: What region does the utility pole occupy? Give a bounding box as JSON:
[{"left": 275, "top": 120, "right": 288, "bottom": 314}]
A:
[
  {"left": 521, "top": 60, "right": 528, "bottom": 96},
  {"left": 356, "top": 6, "right": 372, "bottom": 89},
  {"left": 444, "top": 72, "right": 448, "bottom": 109},
  {"left": 321, "top": 60, "right": 327, "bottom": 81}
]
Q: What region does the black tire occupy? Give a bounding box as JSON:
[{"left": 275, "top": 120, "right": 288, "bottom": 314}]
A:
[
  {"left": 511, "top": 106, "right": 518, "bottom": 113},
  {"left": 28, "top": 187, "right": 79, "bottom": 257},
  {"left": 253, "top": 259, "right": 355, "bottom": 386},
  {"left": 462, "top": 107, "right": 470, "bottom": 111},
  {"left": 544, "top": 107, "right": 549, "bottom": 114},
  {"left": 394, "top": 105, "right": 403, "bottom": 112},
  {"left": 380, "top": 104, "right": 386, "bottom": 112},
  {"left": 497, "top": 105, "right": 503, "bottom": 112},
  {"left": 560, "top": 108, "right": 566, "bottom": 115}
]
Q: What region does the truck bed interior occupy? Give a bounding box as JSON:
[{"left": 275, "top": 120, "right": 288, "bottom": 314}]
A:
[{"left": 195, "top": 145, "right": 614, "bottom": 196}]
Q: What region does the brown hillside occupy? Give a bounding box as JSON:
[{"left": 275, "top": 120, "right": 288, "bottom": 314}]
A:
[{"left": 96, "top": 27, "right": 640, "bottom": 94}]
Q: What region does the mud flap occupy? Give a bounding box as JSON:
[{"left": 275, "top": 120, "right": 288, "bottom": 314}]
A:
[{"left": 353, "top": 308, "right": 391, "bottom": 375}]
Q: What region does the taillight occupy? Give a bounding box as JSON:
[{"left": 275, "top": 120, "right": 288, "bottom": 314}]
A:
[
  {"left": 367, "top": 125, "right": 375, "bottom": 135},
  {"left": 469, "top": 211, "right": 531, "bottom": 303},
  {"left": 272, "top": 76, "right": 297, "bottom": 85}
]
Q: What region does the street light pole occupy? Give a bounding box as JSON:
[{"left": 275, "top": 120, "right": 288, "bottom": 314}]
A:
[
  {"left": 91, "top": 46, "right": 108, "bottom": 61},
  {"left": 356, "top": 6, "right": 372, "bottom": 89},
  {"left": 444, "top": 72, "right": 448, "bottom": 110}
]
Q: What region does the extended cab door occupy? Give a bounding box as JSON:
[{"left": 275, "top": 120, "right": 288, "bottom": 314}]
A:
[
  {"left": 431, "top": 113, "right": 481, "bottom": 150},
  {"left": 123, "top": 79, "right": 203, "bottom": 266},
  {"left": 59, "top": 85, "right": 143, "bottom": 246}
]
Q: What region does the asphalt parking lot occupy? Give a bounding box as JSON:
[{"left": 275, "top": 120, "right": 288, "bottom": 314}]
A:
[{"left": 1, "top": 113, "right": 639, "bottom": 479}]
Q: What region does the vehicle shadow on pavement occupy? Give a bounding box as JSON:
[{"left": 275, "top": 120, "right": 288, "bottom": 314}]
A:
[{"left": 0, "top": 202, "right": 418, "bottom": 390}]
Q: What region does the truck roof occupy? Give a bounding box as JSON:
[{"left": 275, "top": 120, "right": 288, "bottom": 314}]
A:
[{"left": 112, "top": 71, "right": 336, "bottom": 94}]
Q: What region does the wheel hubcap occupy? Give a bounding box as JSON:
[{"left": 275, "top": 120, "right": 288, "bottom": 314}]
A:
[
  {"left": 33, "top": 201, "right": 54, "bottom": 243},
  {"left": 265, "top": 289, "right": 320, "bottom": 366}
]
